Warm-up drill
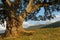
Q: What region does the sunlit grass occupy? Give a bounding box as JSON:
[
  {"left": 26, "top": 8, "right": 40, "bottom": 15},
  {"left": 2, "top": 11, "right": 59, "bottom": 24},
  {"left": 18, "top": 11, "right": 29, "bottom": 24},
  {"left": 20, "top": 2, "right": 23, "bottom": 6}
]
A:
[{"left": 0, "top": 27, "right": 60, "bottom": 40}]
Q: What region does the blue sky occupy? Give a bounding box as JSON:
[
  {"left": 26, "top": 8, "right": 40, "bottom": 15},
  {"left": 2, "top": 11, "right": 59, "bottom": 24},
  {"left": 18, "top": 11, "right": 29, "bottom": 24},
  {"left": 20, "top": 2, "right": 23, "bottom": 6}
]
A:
[{"left": 36, "top": 7, "right": 44, "bottom": 17}]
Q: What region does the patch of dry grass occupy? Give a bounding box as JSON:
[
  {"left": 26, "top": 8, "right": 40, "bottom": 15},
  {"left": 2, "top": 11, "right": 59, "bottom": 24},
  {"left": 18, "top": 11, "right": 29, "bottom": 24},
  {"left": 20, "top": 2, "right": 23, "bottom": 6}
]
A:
[{"left": 0, "top": 27, "right": 60, "bottom": 40}]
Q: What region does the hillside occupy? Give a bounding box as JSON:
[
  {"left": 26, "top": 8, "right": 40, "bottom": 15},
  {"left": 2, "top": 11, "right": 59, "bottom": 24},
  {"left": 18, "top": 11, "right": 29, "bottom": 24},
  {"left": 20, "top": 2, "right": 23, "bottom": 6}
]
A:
[
  {"left": 0, "top": 21, "right": 60, "bottom": 40},
  {"left": 43, "top": 21, "right": 60, "bottom": 28},
  {"left": 0, "top": 26, "right": 60, "bottom": 40}
]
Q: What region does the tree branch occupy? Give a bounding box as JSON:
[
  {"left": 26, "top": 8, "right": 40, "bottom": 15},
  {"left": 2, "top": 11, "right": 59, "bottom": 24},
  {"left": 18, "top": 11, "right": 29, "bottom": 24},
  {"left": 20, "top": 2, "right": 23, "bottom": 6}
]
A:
[
  {"left": 12, "top": 0, "right": 20, "bottom": 12},
  {"left": 20, "top": 0, "right": 53, "bottom": 19},
  {"left": 14, "top": 0, "right": 20, "bottom": 6},
  {"left": 2, "top": 0, "right": 11, "bottom": 7},
  {"left": 26, "top": 0, "right": 34, "bottom": 13},
  {"left": 20, "top": 0, "right": 42, "bottom": 19},
  {"left": 6, "top": 0, "right": 11, "bottom": 6}
]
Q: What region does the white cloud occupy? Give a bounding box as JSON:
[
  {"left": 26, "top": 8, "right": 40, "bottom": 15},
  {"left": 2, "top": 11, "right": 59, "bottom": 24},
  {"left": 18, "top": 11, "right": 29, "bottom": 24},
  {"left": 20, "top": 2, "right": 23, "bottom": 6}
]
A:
[
  {"left": 23, "top": 21, "right": 30, "bottom": 28},
  {"left": 53, "top": 13, "right": 60, "bottom": 22},
  {"left": 45, "top": 13, "right": 60, "bottom": 24},
  {"left": 0, "top": 21, "right": 6, "bottom": 33},
  {"left": 46, "top": 17, "right": 60, "bottom": 24},
  {"left": 56, "top": 13, "right": 60, "bottom": 17},
  {"left": 0, "top": 21, "right": 6, "bottom": 30}
]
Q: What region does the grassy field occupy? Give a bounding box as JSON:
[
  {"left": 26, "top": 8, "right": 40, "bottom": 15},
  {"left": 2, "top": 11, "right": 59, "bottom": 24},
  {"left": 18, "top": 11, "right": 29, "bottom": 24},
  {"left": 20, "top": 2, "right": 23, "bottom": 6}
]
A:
[{"left": 0, "top": 27, "right": 60, "bottom": 40}]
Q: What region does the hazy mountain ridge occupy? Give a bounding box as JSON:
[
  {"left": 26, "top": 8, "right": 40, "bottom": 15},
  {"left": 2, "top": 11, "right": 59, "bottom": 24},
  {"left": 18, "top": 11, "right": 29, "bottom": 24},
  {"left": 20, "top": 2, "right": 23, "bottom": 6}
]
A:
[
  {"left": 43, "top": 21, "right": 60, "bottom": 28},
  {"left": 25, "top": 21, "right": 60, "bottom": 30},
  {"left": 25, "top": 24, "right": 45, "bottom": 30}
]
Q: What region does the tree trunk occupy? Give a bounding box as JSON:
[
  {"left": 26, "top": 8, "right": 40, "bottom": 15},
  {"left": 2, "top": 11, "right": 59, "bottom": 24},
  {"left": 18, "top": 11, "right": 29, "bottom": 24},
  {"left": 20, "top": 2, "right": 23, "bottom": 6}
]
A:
[
  {"left": 4, "top": 12, "right": 34, "bottom": 38},
  {"left": 2, "top": 0, "right": 34, "bottom": 38}
]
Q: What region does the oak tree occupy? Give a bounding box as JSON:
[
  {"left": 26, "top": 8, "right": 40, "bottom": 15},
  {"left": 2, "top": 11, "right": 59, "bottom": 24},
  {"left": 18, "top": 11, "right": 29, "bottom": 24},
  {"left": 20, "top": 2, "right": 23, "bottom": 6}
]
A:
[{"left": 0, "top": 0, "right": 60, "bottom": 38}]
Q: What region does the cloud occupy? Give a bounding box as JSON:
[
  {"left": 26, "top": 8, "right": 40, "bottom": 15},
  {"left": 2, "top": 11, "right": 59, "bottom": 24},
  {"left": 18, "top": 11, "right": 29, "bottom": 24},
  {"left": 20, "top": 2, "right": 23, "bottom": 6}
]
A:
[
  {"left": 0, "top": 21, "right": 6, "bottom": 30},
  {"left": 53, "top": 13, "right": 60, "bottom": 22},
  {"left": 47, "top": 17, "right": 60, "bottom": 24},
  {"left": 56, "top": 13, "right": 60, "bottom": 17},
  {"left": 23, "top": 21, "right": 30, "bottom": 28},
  {"left": 45, "top": 13, "right": 60, "bottom": 23},
  {"left": 23, "top": 21, "right": 44, "bottom": 28}
]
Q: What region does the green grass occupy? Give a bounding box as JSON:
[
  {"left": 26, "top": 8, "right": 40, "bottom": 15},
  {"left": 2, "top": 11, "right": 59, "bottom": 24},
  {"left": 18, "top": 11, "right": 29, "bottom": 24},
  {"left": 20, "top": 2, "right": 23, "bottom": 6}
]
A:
[{"left": 0, "top": 27, "right": 60, "bottom": 40}]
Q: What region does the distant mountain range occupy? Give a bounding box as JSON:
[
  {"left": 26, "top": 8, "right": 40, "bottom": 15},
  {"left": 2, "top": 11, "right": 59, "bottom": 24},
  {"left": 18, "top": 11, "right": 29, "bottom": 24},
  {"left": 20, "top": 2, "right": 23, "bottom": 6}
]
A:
[
  {"left": 43, "top": 21, "right": 60, "bottom": 28},
  {"left": 25, "top": 21, "right": 60, "bottom": 30},
  {"left": 25, "top": 24, "right": 45, "bottom": 30}
]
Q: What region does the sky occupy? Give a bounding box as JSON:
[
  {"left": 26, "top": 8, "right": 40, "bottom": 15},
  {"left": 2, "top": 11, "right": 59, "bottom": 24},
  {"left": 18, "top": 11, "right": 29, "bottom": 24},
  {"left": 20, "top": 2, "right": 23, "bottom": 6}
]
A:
[
  {"left": 23, "top": 5, "right": 60, "bottom": 27},
  {"left": 23, "top": 8, "right": 60, "bottom": 28}
]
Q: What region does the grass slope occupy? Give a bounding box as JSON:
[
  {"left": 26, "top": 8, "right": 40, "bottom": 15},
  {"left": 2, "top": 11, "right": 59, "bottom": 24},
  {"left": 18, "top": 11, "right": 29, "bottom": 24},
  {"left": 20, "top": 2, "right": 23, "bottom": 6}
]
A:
[{"left": 0, "top": 27, "right": 60, "bottom": 40}]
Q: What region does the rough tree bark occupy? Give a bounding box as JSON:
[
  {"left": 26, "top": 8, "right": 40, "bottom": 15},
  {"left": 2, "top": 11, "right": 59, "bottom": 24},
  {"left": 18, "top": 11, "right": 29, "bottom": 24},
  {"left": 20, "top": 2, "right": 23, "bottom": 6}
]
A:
[{"left": 3, "top": 0, "right": 35, "bottom": 38}]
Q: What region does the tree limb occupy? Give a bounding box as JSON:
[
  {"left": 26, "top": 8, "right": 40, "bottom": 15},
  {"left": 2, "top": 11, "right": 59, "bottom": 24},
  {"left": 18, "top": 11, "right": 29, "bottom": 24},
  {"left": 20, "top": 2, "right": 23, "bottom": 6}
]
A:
[
  {"left": 1, "top": 0, "right": 11, "bottom": 7},
  {"left": 20, "top": 0, "right": 53, "bottom": 19},
  {"left": 26, "top": 0, "right": 34, "bottom": 13},
  {"left": 6, "top": 0, "right": 11, "bottom": 7},
  {"left": 11, "top": 0, "right": 20, "bottom": 13}
]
